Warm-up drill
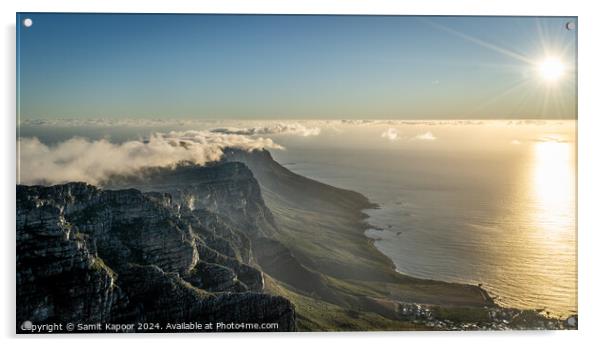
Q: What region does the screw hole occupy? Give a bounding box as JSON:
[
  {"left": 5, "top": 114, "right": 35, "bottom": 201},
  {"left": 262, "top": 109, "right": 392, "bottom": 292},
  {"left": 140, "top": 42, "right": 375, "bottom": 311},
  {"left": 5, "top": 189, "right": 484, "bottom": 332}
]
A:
[{"left": 565, "top": 21, "right": 575, "bottom": 31}]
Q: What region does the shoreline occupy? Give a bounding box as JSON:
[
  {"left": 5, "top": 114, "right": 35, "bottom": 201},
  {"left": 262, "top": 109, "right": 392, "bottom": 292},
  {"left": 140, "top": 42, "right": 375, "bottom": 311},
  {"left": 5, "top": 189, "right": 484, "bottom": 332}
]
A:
[
  {"left": 226, "top": 148, "right": 577, "bottom": 328},
  {"left": 359, "top": 205, "right": 496, "bottom": 306},
  {"left": 348, "top": 201, "right": 577, "bottom": 329},
  {"left": 359, "top": 204, "right": 575, "bottom": 320},
  {"left": 256, "top": 149, "right": 497, "bottom": 308}
]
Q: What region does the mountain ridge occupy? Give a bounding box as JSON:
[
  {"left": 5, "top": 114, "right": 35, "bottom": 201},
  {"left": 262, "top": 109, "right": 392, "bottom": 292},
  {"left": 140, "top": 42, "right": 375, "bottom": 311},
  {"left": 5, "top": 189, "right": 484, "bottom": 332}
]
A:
[{"left": 17, "top": 148, "right": 574, "bottom": 331}]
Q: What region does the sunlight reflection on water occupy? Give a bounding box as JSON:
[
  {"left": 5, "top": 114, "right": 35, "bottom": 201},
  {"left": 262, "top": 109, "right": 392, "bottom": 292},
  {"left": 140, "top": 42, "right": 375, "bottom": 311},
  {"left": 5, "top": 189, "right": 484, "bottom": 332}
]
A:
[{"left": 272, "top": 122, "right": 577, "bottom": 317}]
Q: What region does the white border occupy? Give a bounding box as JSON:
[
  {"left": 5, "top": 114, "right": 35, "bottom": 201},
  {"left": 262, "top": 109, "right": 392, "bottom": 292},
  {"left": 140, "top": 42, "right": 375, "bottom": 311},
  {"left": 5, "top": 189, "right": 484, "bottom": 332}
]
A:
[{"left": 2, "top": 1, "right": 601, "bottom": 346}]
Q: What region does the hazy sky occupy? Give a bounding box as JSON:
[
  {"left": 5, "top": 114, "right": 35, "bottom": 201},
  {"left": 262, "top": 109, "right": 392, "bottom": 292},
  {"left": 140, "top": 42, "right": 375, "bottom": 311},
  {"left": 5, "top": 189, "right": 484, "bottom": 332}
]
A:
[{"left": 17, "top": 14, "right": 577, "bottom": 120}]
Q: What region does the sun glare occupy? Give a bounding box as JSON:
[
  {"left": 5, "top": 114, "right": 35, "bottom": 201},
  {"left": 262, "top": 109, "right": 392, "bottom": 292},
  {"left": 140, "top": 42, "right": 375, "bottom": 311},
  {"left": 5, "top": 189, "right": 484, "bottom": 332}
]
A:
[
  {"left": 531, "top": 140, "right": 574, "bottom": 236},
  {"left": 537, "top": 57, "right": 565, "bottom": 82}
]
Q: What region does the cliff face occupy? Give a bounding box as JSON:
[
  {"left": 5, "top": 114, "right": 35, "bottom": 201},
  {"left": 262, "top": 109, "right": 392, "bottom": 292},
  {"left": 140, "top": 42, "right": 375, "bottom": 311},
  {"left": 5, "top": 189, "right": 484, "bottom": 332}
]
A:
[
  {"left": 106, "top": 158, "right": 343, "bottom": 307},
  {"left": 107, "top": 162, "right": 278, "bottom": 239},
  {"left": 16, "top": 180, "right": 295, "bottom": 332}
]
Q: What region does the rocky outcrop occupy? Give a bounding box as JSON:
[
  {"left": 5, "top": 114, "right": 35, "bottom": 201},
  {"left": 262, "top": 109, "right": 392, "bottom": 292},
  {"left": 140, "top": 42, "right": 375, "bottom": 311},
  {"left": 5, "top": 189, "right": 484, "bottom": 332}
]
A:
[
  {"left": 16, "top": 181, "right": 295, "bottom": 332},
  {"left": 17, "top": 184, "right": 126, "bottom": 325},
  {"left": 117, "top": 264, "right": 294, "bottom": 331},
  {"left": 106, "top": 162, "right": 278, "bottom": 239}
]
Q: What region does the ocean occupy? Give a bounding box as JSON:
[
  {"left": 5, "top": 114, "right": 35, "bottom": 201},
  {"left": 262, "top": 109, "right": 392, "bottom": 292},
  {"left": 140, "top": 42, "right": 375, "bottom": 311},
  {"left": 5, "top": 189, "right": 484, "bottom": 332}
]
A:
[
  {"left": 270, "top": 120, "right": 577, "bottom": 317},
  {"left": 19, "top": 119, "right": 577, "bottom": 317}
]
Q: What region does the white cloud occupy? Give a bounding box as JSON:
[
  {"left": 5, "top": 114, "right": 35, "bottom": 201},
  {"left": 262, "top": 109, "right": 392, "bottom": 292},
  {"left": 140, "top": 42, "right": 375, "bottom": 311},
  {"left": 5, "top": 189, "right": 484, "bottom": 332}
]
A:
[
  {"left": 381, "top": 128, "right": 399, "bottom": 141},
  {"left": 510, "top": 139, "right": 522, "bottom": 145},
  {"left": 21, "top": 118, "right": 323, "bottom": 137},
  {"left": 210, "top": 122, "right": 321, "bottom": 137},
  {"left": 413, "top": 131, "right": 437, "bottom": 141},
  {"left": 340, "top": 120, "right": 377, "bottom": 126},
  {"left": 18, "top": 130, "right": 283, "bottom": 186},
  {"left": 331, "top": 119, "right": 491, "bottom": 128},
  {"left": 381, "top": 129, "right": 439, "bottom": 142},
  {"left": 535, "top": 135, "right": 567, "bottom": 143}
]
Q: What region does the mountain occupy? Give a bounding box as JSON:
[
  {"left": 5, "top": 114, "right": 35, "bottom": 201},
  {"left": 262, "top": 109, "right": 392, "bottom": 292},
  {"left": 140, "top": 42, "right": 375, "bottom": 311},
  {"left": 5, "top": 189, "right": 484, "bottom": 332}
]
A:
[
  {"left": 17, "top": 148, "right": 573, "bottom": 332},
  {"left": 16, "top": 182, "right": 295, "bottom": 332},
  {"left": 104, "top": 149, "right": 495, "bottom": 329}
]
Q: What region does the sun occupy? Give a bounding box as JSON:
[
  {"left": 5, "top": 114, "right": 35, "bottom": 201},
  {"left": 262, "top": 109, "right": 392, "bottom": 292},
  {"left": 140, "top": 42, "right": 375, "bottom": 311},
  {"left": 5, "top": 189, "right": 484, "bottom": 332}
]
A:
[{"left": 537, "top": 57, "right": 565, "bottom": 82}]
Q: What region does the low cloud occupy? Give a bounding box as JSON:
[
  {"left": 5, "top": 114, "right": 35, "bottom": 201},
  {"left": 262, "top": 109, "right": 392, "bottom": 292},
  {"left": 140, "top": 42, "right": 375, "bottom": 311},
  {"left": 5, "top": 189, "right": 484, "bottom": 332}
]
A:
[
  {"left": 18, "top": 130, "right": 283, "bottom": 185},
  {"left": 20, "top": 118, "right": 223, "bottom": 127},
  {"left": 338, "top": 120, "right": 485, "bottom": 127},
  {"left": 413, "top": 131, "right": 437, "bottom": 141},
  {"left": 381, "top": 128, "right": 400, "bottom": 141},
  {"left": 340, "top": 120, "right": 377, "bottom": 126},
  {"left": 381, "top": 129, "right": 438, "bottom": 142},
  {"left": 506, "top": 120, "right": 549, "bottom": 126},
  {"left": 535, "top": 135, "right": 568, "bottom": 143},
  {"left": 210, "top": 123, "right": 320, "bottom": 137}
]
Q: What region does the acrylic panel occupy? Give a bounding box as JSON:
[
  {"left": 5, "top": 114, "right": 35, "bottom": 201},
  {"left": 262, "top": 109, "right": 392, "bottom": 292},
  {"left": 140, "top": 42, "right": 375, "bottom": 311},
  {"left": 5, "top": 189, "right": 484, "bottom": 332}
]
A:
[{"left": 16, "top": 13, "right": 577, "bottom": 333}]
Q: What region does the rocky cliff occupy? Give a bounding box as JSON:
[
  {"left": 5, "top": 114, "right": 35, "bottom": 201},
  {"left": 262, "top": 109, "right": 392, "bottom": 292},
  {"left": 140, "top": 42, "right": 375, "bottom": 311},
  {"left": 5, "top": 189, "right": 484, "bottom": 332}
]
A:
[
  {"left": 18, "top": 148, "right": 571, "bottom": 332},
  {"left": 105, "top": 159, "right": 343, "bottom": 307},
  {"left": 17, "top": 180, "right": 295, "bottom": 332},
  {"left": 107, "top": 162, "right": 277, "bottom": 238}
]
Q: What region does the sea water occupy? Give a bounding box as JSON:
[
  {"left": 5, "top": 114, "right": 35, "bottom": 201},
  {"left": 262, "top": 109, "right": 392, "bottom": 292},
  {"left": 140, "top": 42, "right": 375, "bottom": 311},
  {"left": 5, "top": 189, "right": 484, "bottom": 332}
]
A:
[{"left": 271, "top": 120, "right": 577, "bottom": 317}]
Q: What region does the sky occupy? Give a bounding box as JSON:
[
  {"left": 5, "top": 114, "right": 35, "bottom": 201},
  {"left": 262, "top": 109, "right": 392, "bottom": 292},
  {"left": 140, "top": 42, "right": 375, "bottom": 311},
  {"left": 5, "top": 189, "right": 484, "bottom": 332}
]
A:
[{"left": 17, "top": 14, "right": 577, "bottom": 120}]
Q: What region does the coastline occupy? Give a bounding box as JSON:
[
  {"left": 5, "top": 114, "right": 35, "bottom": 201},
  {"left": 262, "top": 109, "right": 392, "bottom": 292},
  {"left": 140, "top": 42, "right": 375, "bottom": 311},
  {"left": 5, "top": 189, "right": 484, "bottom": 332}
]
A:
[
  {"left": 239, "top": 150, "right": 496, "bottom": 304},
  {"left": 353, "top": 197, "right": 579, "bottom": 329},
  {"left": 361, "top": 203, "right": 577, "bottom": 320},
  {"left": 359, "top": 203, "right": 496, "bottom": 308},
  {"left": 220, "top": 149, "right": 575, "bottom": 328},
  {"left": 360, "top": 204, "right": 495, "bottom": 303}
]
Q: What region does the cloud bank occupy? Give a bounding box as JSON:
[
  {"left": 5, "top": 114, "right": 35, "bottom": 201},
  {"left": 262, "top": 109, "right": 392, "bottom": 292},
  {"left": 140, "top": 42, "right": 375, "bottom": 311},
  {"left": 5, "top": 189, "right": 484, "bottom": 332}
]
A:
[
  {"left": 20, "top": 118, "right": 224, "bottom": 128},
  {"left": 19, "top": 118, "right": 505, "bottom": 129},
  {"left": 210, "top": 123, "right": 321, "bottom": 137},
  {"left": 18, "top": 130, "right": 283, "bottom": 185}
]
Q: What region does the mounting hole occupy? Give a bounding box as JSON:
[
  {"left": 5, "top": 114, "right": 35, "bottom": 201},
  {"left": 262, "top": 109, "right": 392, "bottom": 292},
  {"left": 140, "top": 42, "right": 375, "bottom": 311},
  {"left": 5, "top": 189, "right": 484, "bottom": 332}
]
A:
[
  {"left": 565, "top": 21, "right": 575, "bottom": 30},
  {"left": 23, "top": 18, "right": 33, "bottom": 28}
]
